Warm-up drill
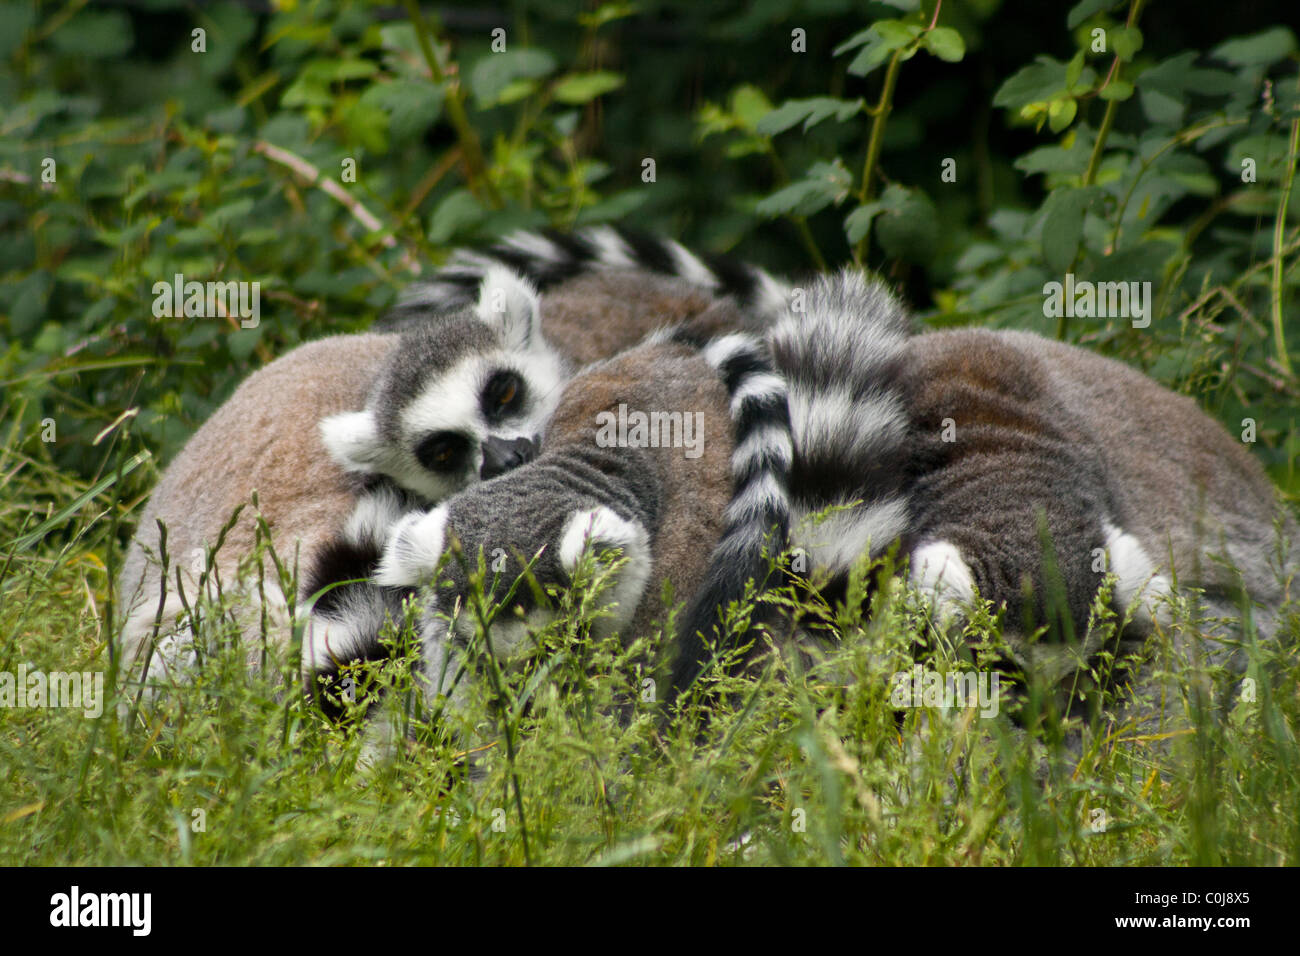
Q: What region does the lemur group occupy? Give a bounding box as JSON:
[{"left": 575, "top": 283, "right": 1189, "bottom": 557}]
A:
[{"left": 115, "top": 226, "right": 1297, "bottom": 750}]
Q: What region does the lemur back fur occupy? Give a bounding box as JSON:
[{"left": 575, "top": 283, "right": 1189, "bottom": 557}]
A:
[{"left": 415, "top": 232, "right": 1297, "bottom": 700}]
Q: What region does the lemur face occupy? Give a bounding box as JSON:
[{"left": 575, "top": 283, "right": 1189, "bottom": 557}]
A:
[{"left": 320, "top": 267, "right": 565, "bottom": 503}]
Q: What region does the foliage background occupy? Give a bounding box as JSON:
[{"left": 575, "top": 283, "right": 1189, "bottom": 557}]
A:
[{"left": 1, "top": 0, "right": 1299, "bottom": 866}]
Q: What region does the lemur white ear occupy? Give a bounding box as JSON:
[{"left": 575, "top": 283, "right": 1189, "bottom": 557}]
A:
[
  {"left": 475, "top": 265, "right": 542, "bottom": 351},
  {"left": 319, "top": 411, "right": 384, "bottom": 473}
]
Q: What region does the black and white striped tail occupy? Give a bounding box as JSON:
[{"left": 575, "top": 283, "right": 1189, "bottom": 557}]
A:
[
  {"left": 660, "top": 327, "right": 795, "bottom": 698},
  {"left": 301, "top": 484, "right": 417, "bottom": 718},
  {"left": 383, "top": 225, "right": 792, "bottom": 329},
  {"left": 771, "top": 269, "right": 915, "bottom": 586}
]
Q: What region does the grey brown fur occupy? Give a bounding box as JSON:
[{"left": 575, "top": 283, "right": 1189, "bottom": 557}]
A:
[
  {"left": 115, "top": 266, "right": 774, "bottom": 689},
  {"left": 351, "top": 341, "right": 738, "bottom": 726},
  {"left": 118, "top": 227, "right": 1297, "bottom": 761},
  {"left": 116, "top": 332, "right": 399, "bottom": 683},
  {"left": 417, "top": 236, "right": 1297, "bottom": 733},
  {"left": 901, "top": 328, "right": 1297, "bottom": 634}
]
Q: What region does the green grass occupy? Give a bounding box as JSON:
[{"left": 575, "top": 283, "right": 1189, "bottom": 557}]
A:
[{"left": 2, "top": 425, "right": 1298, "bottom": 866}]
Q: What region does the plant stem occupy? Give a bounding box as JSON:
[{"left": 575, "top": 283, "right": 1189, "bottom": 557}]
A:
[
  {"left": 1114, "top": 117, "right": 1245, "bottom": 250},
  {"left": 1081, "top": 100, "right": 1117, "bottom": 191},
  {"left": 1060, "top": 0, "right": 1145, "bottom": 340},
  {"left": 1081, "top": 0, "right": 1145, "bottom": 190},
  {"left": 466, "top": 575, "right": 533, "bottom": 865},
  {"left": 403, "top": 0, "right": 501, "bottom": 209},
  {"left": 853, "top": 49, "right": 903, "bottom": 262},
  {"left": 1271, "top": 84, "right": 1299, "bottom": 377}
]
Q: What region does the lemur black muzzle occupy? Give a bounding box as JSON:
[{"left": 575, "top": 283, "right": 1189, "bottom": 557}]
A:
[{"left": 480, "top": 435, "right": 540, "bottom": 479}]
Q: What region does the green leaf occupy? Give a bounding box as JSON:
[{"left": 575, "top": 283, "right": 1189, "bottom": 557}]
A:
[
  {"left": 833, "top": 27, "right": 876, "bottom": 56},
  {"left": 756, "top": 97, "right": 864, "bottom": 136},
  {"left": 1048, "top": 97, "right": 1078, "bottom": 133},
  {"left": 496, "top": 78, "right": 540, "bottom": 105},
  {"left": 846, "top": 41, "right": 895, "bottom": 77},
  {"left": 208, "top": 198, "right": 255, "bottom": 229},
  {"left": 9, "top": 452, "right": 151, "bottom": 552},
  {"left": 922, "top": 27, "right": 965, "bottom": 63},
  {"left": 1139, "top": 52, "right": 1236, "bottom": 98},
  {"left": 49, "top": 10, "right": 132, "bottom": 58},
  {"left": 876, "top": 20, "right": 918, "bottom": 47},
  {"left": 9, "top": 272, "right": 52, "bottom": 336},
  {"left": 1067, "top": 0, "right": 1119, "bottom": 29},
  {"left": 552, "top": 71, "right": 624, "bottom": 104},
  {"left": 1227, "top": 134, "right": 1295, "bottom": 184},
  {"left": 282, "top": 68, "right": 331, "bottom": 109},
  {"left": 0, "top": 2, "right": 35, "bottom": 60},
  {"left": 227, "top": 324, "right": 263, "bottom": 361},
  {"left": 844, "top": 202, "right": 884, "bottom": 244},
  {"left": 1212, "top": 27, "right": 1297, "bottom": 67},
  {"left": 574, "top": 189, "right": 648, "bottom": 224},
  {"left": 725, "top": 137, "right": 768, "bottom": 159},
  {"left": 331, "top": 59, "right": 379, "bottom": 81},
  {"left": 839, "top": 21, "right": 920, "bottom": 77},
  {"left": 469, "top": 49, "right": 557, "bottom": 107},
  {"left": 1099, "top": 79, "right": 1134, "bottom": 101},
  {"left": 1110, "top": 26, "right": 1143, "bottom": 62},
  {"left": 754, "top": 160, "right": 852, "bottom": 218},
  {"left": 873, "top": 185, "right": 940, "bottom": 264},
  {"left": 358, "top": 80, "right": 444, "bottom": 142},
  {"left": 577, "top": 3, "right": 640, "bottom": 30},
  {"left": 1138, "top": 88, "right": 1185, "bottom": 126},
  {"left": 1040, "top": 186, "right": 1103, "bottom": 273},
  {"left": 1065, "top": 51, "right": 1085, "bottom": 90},
  {"left": 1090, "top": 239, "right": 1176, "bottom": 283},
  {"left": 994, "top": 57, "right": 1068, "bottom": 110},
  {"left": 1136, "top": 51, "right": 1239, "bottom": 124},
  {"left": 237, "top": 228, "right": 281, "bottom": 247},
  {"left": 730, "top": 85, "right": 774, "bottom": 130},
  {"left": 696, "top": 100, "right": 739, "bottom": 141},
  {"left": 428, "top": 189, "right": 486, "bottom": 244},
  {"left": 1015, "top": 142, "right": 1090, "bottom": 177}
]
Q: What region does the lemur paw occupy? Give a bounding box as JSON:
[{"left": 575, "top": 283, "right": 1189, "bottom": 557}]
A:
[
  {"left": 909, "top": 540, "right": 976, "bottom": 627},
  {"left": 375, "top": 505, "right": 450, "bottom": 587},
  {"left": 557, "top": 506, "right": 652, "bottom": 634},
  {"left": 558, "top": 506, "right": 647, "bottom": 572},
  {"left": 1102, "top": 522, "right": 1172, "bottom": 631}
]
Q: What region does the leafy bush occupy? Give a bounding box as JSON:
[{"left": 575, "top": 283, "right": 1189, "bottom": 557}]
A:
[{"left": 3, "top": 1, "right": 1298, "bottom": 488}]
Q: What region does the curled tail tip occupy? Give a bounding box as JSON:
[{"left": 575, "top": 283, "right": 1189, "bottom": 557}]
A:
[
  {"left": 669, "top": 323, "right": 795, "bottom": 697},
  {"left": 777, "top": 269, "right": 914, "bottom": 341},
  {"left": 400, "top": 227, "right": 793, "bottom": 325}
]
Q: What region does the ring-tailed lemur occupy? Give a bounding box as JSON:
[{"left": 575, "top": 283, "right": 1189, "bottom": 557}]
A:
[
  {"left": 303, "top": 332, "right": 791, "bottom": 732},
  {"left": 116, "top": 237, "right": 793, "bottom": 692},
  {"left": 120, "top": 222, "right": 1295, "bottom": 743},
  {"left": 318, "top": 267, "right": 563, "bottom": 501},
  {"left": 116, "top": 331, "right": 399, "bottom": 686},
  {"left": 401, "top": 233, "right": 1297, "bottom": 699},
  {"left": 347, "top": 229, "right": 915, "bottom": 692},
  {"left": 320, "top": 226, "right": 800, "bottom": 503}
]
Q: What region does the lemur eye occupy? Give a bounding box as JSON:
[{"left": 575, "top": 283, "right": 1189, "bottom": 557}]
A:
[
  {"left": 415, "top": 431, "right": 471, "bottom": 473},
  {"left": 482, "top": 370, "right": 526, "bottom": 422}
]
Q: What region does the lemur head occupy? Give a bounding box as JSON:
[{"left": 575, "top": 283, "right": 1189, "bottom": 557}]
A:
[{"left": 320, "top": 267, "right": 567, "bottom": 502}]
